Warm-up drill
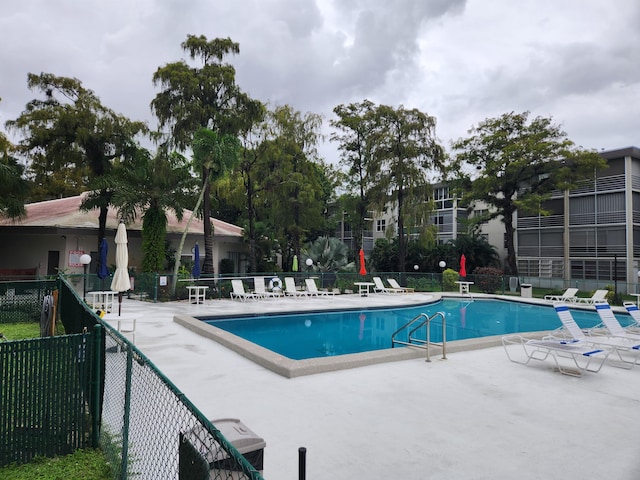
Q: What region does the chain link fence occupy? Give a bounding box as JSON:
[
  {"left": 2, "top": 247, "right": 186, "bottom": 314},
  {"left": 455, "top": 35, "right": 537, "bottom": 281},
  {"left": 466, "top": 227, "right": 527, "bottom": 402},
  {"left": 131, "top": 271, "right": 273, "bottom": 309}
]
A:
[
  {"left": 0, "top": 279, "right": 56, "bottom": 324},
  {"left": 0, "top": 330, "right": 99, "bottom": 466},
  {"left": 57, "top": 278, "right": 264, "bottom": 480}
]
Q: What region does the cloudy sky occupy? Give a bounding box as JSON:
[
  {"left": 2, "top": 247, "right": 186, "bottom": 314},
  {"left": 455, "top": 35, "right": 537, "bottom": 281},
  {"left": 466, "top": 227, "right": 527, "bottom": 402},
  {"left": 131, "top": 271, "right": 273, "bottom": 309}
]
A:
[{"left": 1, "top": 0, "right": 639, "bottom": 166}]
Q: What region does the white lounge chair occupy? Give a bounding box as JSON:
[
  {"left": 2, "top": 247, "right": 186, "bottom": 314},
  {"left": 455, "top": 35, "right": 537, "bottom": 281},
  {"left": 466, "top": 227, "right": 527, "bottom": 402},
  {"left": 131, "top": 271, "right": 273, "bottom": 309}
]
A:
[
  {"left": 502, "top": 334, "right": 609, "bottom": 377},
  {"left": 623, "top": 302, "right": 640, "bottom": 334},
  {"left": 552, "top": 303, "right": 640, "bottom": 369},
  {"left": 230, "top": 279, "right": 261, "bottom": 302},
  {"left": 253, "top": 277, "right": 281, "bottom": 299},
  {"left": 284, "top": 277, "right": 308, "bottom": 298},
  {"left": 573, "top": 289, "right": 608, "bottom": 304},
  {"left": 305, "top": 278, "right": 335, "bottom": 296},
  {"left": 544, "top": 288, "right": 578, "bottom": 302},
  {"left": 386, "top": 278, "right": 414, "bottom": 293},
  {"left": 594, "top": 303, "right": 640, "bottom": 341},
  {"left": 372, "top": 277, "right": 403, "bottom": 294}
]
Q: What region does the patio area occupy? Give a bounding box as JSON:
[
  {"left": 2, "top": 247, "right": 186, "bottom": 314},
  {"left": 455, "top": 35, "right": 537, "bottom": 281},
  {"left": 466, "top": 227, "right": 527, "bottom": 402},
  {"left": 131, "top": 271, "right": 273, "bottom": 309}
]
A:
[{"left": 105, "top": 294, "right": 640, "bottom": 479}]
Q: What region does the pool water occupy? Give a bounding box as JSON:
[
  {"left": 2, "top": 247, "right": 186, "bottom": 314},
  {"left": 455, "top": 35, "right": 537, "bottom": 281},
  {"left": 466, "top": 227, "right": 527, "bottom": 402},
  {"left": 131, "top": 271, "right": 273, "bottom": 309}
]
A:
[{"left": 204, "top": 298, "right": 631, "bottom": 361}]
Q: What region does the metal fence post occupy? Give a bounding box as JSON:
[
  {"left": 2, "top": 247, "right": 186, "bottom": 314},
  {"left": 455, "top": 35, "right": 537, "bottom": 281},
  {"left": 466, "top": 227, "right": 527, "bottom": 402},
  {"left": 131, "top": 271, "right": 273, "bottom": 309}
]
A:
[
  {"left": 298, "top": 447, "right": 306, "bottom": 480},
  {"left": 121, "top": 346, "right": 134, "bottom": 479},
  {"left": 91, "top": 323, "right": 103, "bottom": 447}
]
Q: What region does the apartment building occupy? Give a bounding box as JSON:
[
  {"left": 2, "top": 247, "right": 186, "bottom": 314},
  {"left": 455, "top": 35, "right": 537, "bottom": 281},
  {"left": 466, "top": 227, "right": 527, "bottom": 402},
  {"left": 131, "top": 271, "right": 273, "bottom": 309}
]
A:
[
  {"left": 517, "top": 146, "right": 640, "bottom": 291},
  {"left": 366, "top": 183, "right": 507, "bottom": 263}
]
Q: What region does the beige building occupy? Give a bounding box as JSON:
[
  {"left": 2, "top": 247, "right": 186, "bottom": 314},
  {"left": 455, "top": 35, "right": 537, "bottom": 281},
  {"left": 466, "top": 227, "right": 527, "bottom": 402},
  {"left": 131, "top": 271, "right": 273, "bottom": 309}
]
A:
[{"left": 0, "top": 193, "right": 246, "bottom": 278}]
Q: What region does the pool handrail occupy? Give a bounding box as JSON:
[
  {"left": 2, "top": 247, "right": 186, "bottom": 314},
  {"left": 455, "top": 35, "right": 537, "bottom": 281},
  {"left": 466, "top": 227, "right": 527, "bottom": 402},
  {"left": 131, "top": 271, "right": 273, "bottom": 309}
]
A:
[{"left": 391, "top": 311, "right": 447, "bottom": 362}]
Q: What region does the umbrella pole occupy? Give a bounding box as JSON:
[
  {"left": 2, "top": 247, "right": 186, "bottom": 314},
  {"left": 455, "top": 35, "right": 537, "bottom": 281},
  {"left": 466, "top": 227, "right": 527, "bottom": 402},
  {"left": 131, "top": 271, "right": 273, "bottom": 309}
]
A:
[{"left": 118, "top": 292, "right": 122, "bottom": 316}]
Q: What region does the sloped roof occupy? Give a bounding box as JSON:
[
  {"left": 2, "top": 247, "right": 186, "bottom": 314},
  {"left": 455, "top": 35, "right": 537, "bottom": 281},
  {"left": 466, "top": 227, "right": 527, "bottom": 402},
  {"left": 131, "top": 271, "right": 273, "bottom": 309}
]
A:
[{"left": 0, "top": 193, "right": 243, "bottom": 237}]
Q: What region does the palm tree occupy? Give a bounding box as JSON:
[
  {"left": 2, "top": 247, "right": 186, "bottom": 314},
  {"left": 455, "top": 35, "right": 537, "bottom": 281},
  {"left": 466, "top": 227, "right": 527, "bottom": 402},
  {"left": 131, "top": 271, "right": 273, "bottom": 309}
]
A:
[
  {"left": 447, "top": 233, "right": 499, "bottom": 273},
  {"left": 87, "top": 147, "right": 195, "bottom": 272},
  {"left": 302, "top": 236, "right": 351, "bottom": 272}
]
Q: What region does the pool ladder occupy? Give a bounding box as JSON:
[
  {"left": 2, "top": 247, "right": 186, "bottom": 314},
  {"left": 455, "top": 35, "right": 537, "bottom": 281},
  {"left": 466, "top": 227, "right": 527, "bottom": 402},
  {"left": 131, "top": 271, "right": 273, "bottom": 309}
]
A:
[{"left": 391, "top": 312, "right": 446, "bottom": 362}]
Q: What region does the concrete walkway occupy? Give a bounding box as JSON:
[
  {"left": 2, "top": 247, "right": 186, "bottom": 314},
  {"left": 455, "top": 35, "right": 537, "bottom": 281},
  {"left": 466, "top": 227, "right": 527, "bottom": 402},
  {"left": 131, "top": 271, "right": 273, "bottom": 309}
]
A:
[{"left": 107, "top": 294, "right": 640, "bottom": 480}]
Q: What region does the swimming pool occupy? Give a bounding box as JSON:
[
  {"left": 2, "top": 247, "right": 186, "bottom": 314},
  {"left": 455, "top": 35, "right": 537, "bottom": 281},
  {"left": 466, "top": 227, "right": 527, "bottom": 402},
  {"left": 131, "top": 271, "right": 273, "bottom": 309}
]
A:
[
  {"left": 177, "top": 297, "right": 632, "bottom": 377},
  {"left": 203, "top": 298, "right": 626, "bottom": 359}
]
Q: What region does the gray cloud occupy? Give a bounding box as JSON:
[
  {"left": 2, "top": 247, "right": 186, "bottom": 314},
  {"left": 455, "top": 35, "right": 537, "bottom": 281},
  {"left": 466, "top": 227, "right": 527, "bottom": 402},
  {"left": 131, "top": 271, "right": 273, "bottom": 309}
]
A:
[{"left": 1, "top": 0, "right": 638, "bottom": 161}]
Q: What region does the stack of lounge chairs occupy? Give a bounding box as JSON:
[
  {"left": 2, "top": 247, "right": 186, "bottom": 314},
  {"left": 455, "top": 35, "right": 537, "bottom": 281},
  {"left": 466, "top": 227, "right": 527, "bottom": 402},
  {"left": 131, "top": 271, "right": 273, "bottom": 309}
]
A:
[{"left": 372, "top": 277, "right": 404, "bottom": 294}]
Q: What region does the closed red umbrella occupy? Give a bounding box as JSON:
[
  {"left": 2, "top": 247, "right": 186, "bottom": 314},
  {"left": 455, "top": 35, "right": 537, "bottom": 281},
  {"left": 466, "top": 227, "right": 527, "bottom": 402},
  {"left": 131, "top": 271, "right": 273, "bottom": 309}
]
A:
[
  {"left": 459, "top": 254, "right": 467, "bottom": 278},
  {"left": 359, "top": 249, "right": 367, "bottom": 276}
]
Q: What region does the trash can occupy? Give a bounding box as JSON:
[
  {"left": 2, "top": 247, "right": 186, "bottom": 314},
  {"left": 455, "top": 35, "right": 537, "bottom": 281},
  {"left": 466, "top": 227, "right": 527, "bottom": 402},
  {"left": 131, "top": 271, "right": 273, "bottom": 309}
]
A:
[
  {"left": 520, "top": 283, "right": 532, "bottom": 298},
  {"left": 180, "top": 418, "right": 265, "bottom": 480}
]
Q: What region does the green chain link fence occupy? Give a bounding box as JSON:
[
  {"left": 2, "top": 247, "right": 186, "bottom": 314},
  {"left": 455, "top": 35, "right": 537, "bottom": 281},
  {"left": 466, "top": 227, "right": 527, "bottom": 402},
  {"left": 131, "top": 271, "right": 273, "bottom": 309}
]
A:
[
  {"left": 0, "top": 329, "right": 99, "bottom": 465},
  {"left": 1, "top": 277, "right": 264, "bottom": 480},
  {"left": 57, "top": 278, "right": 265, "bottom": 479},
  {"left": 0, "top": 279, "right": 55, "bottom": 324}
]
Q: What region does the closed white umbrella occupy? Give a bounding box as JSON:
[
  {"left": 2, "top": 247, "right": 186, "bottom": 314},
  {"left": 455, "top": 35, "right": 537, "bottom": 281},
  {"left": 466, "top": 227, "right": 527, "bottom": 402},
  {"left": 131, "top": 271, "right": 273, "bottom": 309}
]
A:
[{"left": 110, "top": 222, "right": 131, "bottom": 316}]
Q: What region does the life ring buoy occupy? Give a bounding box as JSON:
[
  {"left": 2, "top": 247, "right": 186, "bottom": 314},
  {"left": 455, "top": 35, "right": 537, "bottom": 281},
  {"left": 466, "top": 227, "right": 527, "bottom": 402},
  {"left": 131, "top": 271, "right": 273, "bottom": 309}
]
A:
[{"left": 269, "top": 277, "right": 282, "bottom": 291}]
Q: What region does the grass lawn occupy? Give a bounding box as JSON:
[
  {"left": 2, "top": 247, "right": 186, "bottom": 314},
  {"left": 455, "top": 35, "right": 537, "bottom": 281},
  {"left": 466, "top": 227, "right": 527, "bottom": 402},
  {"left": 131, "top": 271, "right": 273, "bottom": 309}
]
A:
[
  {"left": 0, "top": 448, "right": 112, "bottom": 479},
  {"left": 0, "top": 319, "right": 68, "bottom": 341},
  {"left": 0, "top": 322, "right": 42, "bottom": 341}
]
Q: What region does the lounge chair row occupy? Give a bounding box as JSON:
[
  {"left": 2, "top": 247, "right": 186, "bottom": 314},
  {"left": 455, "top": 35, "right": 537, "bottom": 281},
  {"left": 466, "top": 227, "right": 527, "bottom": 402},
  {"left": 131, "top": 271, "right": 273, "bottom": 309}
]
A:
[
  {"left": 544, "top": 288, "right": 608, "bottom": 304},
  {"left": 503, "top": 301, "right": 640, "bottom": 376},
  {"left": 230, "top": 277, "right": 336, "bottom": 301},
  {"left": 230, "top": 276, "right": 416, "bottom": 301}
]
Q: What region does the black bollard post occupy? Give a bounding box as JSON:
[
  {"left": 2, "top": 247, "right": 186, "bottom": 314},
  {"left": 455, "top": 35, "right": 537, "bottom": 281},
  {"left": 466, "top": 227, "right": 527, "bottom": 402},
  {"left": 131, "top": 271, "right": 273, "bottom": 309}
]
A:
[{"left": 298, "top": 447, "right": 307, "bottom": 480}]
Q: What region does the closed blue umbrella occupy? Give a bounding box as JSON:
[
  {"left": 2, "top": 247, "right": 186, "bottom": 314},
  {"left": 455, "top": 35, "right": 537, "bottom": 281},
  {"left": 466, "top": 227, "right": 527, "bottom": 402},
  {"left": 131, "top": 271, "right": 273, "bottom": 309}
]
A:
[
  {"left": 192, "top": 243, "right": 201, "bottom": 279},
  {"left": 97, "top": 238, "right": 109, "bottom": 282}
]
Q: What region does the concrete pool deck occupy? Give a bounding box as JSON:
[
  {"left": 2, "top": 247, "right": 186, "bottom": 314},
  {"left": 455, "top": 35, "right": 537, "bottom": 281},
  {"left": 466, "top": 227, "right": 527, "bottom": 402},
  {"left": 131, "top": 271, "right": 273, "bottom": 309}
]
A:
[{"left": 108, "top": 293, "right": 640, "bottom": 479}]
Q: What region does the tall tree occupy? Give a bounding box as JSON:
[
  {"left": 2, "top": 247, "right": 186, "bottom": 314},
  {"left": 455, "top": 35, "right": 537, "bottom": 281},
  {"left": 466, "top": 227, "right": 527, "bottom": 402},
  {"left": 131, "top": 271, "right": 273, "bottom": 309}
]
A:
[
  {"left": 450, "top": 111, "right": 607, "bottom": 275},
  {"left": 235, "top": 104, "right": 268, "bottom": 272},
  {"left": 0, "top": 106, "right": 29, "bottom": 219},
  {"left": 367, "top": 104, "right": 445, "bottom": 272},
  {"left": 7, "top": 73, "right": 146, "bottom": 247},
  {"left": 262, "top": 105, "right": 328, "bottom": 267},
  {"left": 151, "top": 34, "right": 261, "bottom": 274},
  {"left": 331, "top": 100, "right": 377, "bottom": 254}
]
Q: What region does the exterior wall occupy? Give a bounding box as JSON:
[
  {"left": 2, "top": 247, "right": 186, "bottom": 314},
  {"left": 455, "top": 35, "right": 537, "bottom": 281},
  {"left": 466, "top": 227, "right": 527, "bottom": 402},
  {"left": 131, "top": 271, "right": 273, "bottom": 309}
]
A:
[
  {"left": 516, "top": 147, "right": 640, "bottom": 293},
  {"left": 0, "top": 228, "right": 244, "bottom": 277},
  {"left": 367, "top": 186, "right": 508, "bottom": 268}
]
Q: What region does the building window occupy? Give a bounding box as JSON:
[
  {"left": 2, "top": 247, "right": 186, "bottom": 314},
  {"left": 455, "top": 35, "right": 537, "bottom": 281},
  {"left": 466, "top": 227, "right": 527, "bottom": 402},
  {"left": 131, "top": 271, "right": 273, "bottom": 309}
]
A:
[
  {"left": 474, "top": 209, "right": 489, "bottom": 224},
  {"left": 376, "top": 219, "right": 386, "bottom": 232}
]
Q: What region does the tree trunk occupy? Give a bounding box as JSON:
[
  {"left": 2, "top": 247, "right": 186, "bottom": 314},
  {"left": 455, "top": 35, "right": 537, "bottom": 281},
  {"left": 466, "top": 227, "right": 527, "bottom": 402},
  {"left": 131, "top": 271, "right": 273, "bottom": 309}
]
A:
[
  {"left": 246, "top": 175, "right": 257, "bottom": 272},
  {"left": 202, "top": 168, "right": 215, "bottom": 275},
  {"left": 504, "top": 215, "right": 518, "bottom": 276},
  {"left": 170, "top": 183, "right": 207, "bottom": 296},
  {"left": 397, "top": 188, "right": 406, "bottom": 273}
]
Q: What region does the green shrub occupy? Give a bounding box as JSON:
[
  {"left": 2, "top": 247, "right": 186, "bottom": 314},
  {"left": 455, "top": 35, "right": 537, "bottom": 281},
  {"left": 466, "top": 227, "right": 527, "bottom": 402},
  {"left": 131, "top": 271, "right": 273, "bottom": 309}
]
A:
[
  {"left": 442, "top": 268, "right": 459, "bottom": 291},
  {"left": 603, "top": 284, "right": 623, "bottom": 305}
]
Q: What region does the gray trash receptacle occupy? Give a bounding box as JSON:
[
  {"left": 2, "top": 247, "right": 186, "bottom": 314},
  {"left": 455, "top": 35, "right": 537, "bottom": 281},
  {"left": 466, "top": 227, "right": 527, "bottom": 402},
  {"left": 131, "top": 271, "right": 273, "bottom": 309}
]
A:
[
  {"left": 520, "top": 283, "right": 532, "bottom": 298},
  {"left": 211, "top": 418, "right": 265, "bottom": 477},
  {"left": 179, "top": 418, "right": 265, "bottom": 480}
]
